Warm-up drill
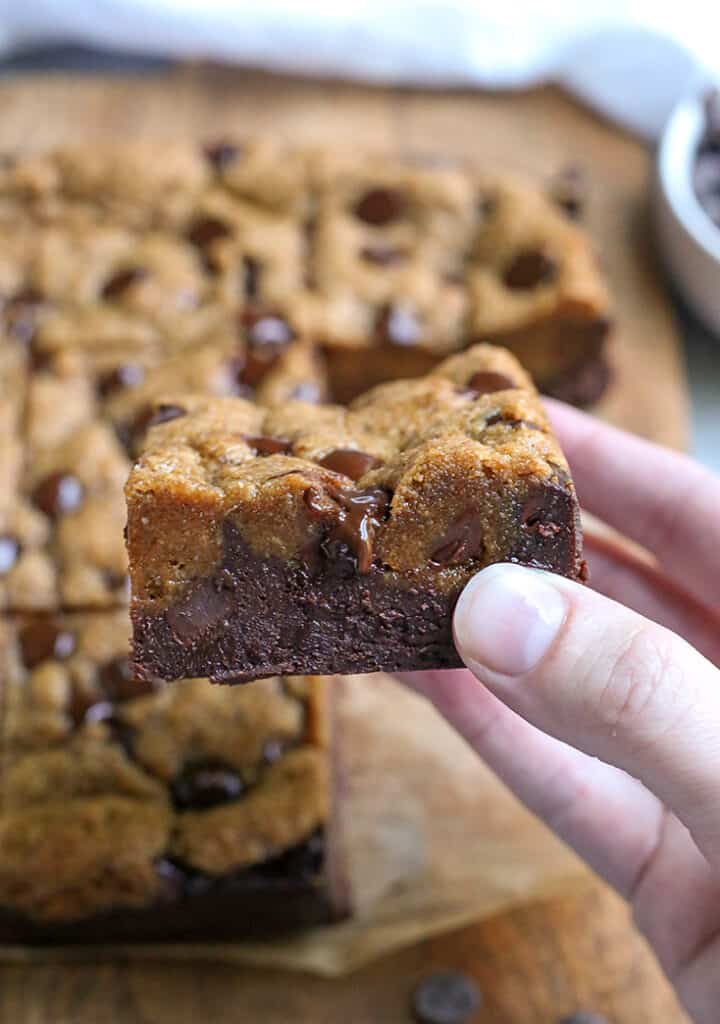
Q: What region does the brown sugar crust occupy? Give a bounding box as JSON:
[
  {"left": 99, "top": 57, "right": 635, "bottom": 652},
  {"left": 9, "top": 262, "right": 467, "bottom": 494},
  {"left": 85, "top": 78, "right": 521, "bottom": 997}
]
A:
[{"left": 126, "top": 345, "right": 583, "bottom": 683}]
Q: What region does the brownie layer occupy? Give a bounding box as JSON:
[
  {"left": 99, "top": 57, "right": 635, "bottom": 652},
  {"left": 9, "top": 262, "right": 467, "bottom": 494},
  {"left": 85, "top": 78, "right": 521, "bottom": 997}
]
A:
[
  {"left": 0, "top": 831, "right": 337, "bottom": 945},
  {"left": 132, "top": 474, "right": 580, "bottom": 684}
]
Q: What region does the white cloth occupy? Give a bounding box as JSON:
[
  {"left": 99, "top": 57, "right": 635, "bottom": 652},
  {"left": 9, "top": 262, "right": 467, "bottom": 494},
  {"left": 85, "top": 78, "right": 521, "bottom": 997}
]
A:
[{"left": 0, "top": 2, "right": 718, "bottom": 138}]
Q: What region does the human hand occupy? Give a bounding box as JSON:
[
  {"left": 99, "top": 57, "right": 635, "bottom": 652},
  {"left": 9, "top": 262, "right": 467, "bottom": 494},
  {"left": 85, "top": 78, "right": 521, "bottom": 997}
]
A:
[{"left": 400, "top": 401, "right": 720, "bottom": 1024}]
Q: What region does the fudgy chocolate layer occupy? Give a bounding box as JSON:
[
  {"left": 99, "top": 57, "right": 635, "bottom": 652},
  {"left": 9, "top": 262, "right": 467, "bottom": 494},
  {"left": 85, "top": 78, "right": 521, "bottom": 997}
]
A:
[
  {"left": 0, "top": 831, "right": 338, "bottom": 945},
  {"left": 132, "top": 479, "right": 581, "bottom": 684}
]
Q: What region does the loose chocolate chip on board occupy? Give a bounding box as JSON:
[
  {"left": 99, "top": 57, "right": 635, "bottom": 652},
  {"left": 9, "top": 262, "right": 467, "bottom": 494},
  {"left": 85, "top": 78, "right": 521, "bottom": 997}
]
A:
[
  {"left": 32, "top": 471, "right": 84, "bottom": 519},
  {"left": 101, "top": 266, "right": 148, "bottom": 300},
  {"left": 97, "top": 362, "right": 145, "bottom": 397},
  {"left": 243, "top": 435, "right": 292, "bottom": 456},
  {"left": 171, "top": 761, "right": 245, "bottom": 810},
  {"left": 376, "top": 303, "right": 422, "bottom": 347},
  {"left": 353, "top": 187, "right": 406, "bottom": 225},
  {"left": 558, "top": 1013, "right": 609, "bottom": 1024},
  {"left": 503, "top": 246, "right": 558, "bottom": 289},
  {"left": 19, "top": 619, "right": 76, "bottom": 669},
  {"left": 465, "top": 370, "right": 515, "bottom": 395},
  {"left": 0, "top": 534, "right": 20, "bottom": 575},
  {"left": 411, "top": 970, "right": 482, "bottom": 1024},
  {"left": 203, "top": 140, "right": 242, "bottom": 171},
  {"left": 318, "top": 449, "right": 382, "bottom": 481}
]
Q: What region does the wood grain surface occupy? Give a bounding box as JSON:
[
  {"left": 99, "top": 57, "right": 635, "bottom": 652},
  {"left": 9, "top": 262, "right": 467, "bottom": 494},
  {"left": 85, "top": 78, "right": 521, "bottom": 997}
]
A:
[{"left": 0, "top": 66, "right": 690, "bottom": 1023}]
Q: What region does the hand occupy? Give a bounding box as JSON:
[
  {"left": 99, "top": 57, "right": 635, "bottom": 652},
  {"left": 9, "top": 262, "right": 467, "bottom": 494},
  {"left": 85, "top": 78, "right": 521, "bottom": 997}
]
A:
[{"left": 400, "top": 401, "right": 720, "bottom": 1024}]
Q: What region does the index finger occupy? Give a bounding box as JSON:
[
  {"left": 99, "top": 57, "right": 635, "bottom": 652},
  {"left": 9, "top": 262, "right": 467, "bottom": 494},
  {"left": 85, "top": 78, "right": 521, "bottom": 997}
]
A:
[{"left": 546, "top": 399, "right": 720, "bottom": 611}]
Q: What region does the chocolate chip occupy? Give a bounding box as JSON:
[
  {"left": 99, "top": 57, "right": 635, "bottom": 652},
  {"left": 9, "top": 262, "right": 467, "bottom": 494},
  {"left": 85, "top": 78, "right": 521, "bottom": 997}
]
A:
[
  {"left": 242, "top": 256, "right": 261, "bottom": 301},
  {"left": 465, "top": 370, "right": 515, "bottom": 395},
  {"left": 101, "top": 266, "right": 148, "bottom": 301},
  {"left": 82, "top": 700, "right": 116, "bottom": 726},
  {"left": 353, "top": 187, "right": 406, "bottom": 225},
  {"left": 164, "top": 577, "right": 232, "bottom": 641},
  {"left": 97, "top": 362, "right": 145, "bottom": 397},
  {"left": 241, "top": 309, "right": 295, "bottom": 348},
  {"left": 302, "top": 484, "right": 391, "bottom": 575},
  {"left": 243, "top": 435, "right": 292, "bottom": 456},
  {"left": 411, "top": 970, "right": 481, "bottom": 1024},
  {"left": 4, "top": 287, "right": 46, "bottom": 344},
  {"left": 289, "top": 381, "right": 322, "bottom": 403},
  {"left": 19, "top": 619, "right": 76, "bottom": 669},
  {"left": 186, "top": 216, "right": 232, "bottom": 251},
  {"left": 0, "top": 534, "right": 20, "bottom": 575},
  {"left": 203, "top": 140, "right": 242, "bottom": 171},
  {"left": 98, "top": 655, "right": 156, "bottom": 702},
  {"left": 484, "top": 413, "right": 542, "bottom": 431},
  {"left": 478, "top": 193, "right": 497, "bottom": 219},
  {"left": 376, "top": 303, "right": 422, "bottom": 347},
  {"left": 548, "top": 165, "right": 586, "bottom": 220},
  {"left": 32, "top": 471, "right": 84, "bottom": 519},
  {"left": 360, "top": 244, "right": 407, "bottom": 266},
  {"left": 558, "top": 1014, "right": 608, "bottom": 1024},
  {"left": 147, "top": 403, "right": 187, "bottom": 430},
  {"left": 503, "top": 247, "right": 558, "bottom": 289},
  {"left": 262, "top": 738, "right": 291, "bottom": 764},
  {"left": 153, "top": 858, "right": 190, "bottom": 901},
  {"left": 522, "top": 491, "right": 562, "bottom": 537},
  {"left": 171, "top": 761, "right": 245, "bottom": 811},
  {"left": 430, "top": 511, "right": 485, "bottom": 566},
  {"left": 318, "top": 449, "right": 382, "bottom": 481}
]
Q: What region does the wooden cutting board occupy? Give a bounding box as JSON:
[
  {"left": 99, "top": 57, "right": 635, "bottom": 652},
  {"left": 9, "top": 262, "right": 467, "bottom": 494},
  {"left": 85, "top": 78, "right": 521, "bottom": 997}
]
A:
[{"left": 0, "top": 67, "right": 689, "bottom": 1023}]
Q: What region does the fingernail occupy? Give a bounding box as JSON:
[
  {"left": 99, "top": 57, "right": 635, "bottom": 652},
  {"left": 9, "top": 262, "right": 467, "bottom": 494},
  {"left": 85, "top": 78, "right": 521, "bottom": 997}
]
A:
[{"left": 454, "top": 563, "right": 567, "bottom": 677}]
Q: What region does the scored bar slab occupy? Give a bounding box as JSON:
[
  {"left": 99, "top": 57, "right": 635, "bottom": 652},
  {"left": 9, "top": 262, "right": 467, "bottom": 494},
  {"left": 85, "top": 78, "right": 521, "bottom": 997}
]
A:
[{"left": 126, "top": 344, "right": 584, "bottom": 684}]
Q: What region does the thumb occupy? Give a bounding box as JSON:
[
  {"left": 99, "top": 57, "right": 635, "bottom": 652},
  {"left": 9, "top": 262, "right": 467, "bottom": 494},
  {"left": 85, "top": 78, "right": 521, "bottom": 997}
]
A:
[{"left": 453, "top": 563, "right": 720, "bottom": 867}]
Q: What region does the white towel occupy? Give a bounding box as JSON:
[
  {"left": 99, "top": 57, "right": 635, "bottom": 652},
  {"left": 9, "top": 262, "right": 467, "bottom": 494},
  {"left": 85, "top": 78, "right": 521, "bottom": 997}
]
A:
[{"left": 0, "top": 1, "right": 717, "bottom": 137}]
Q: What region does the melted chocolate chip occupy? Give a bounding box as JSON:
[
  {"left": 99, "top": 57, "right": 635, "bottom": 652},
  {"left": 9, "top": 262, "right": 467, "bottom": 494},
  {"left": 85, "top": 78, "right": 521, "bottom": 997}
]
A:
[
  {"left": 303, "top": 484, "right": 391, "bottom": 575},
  {"left": 19, "top": 619, "right": 76, "bottom": 669},
  {"left": 465, "top": 370, "right": 515, "bottom": 395},
  {"left": 154, "top": 857, "right": 190, "bottom": 901},
  {"left": 82, "top": 700, "right": 116, "bottom": 726},
  {"left": 360, "top": 244, "right": 407, "bottom": 266},
  {"left": 484, "top": 412, "right": 542, "bottom": 431},
  {"left": 164, "top": 577, "right": 232, "bottom": 641},
  {"left": 522, "top": 491, "right": 562, "bottom": 537},
  {"left": 0, "top": 534, "right": 20, "bottom": 575},
  {"left": 243, "top": 435, "right": 292, "bottom": 456},
  {"left": 97, "top": 362, "right": 145, "bottom": 397},
  {"left": 98, "top": 655, "right": 156, "bottom": 702},
  {"left": 186, "top": 216, "right": 232, "bottom": 251},
  {"left": 101, "top": 266, "right": 148, "bottom": 301},
  {"left": 353, "top": 187, "right": 406, "bottom": 225},
  {"left": 376, "top": 303, "right": 422, "bottom": 347},
  {"left": 241, "top": 309, "right": 295, "bottom": 348},
  {"left": 548, "top": 165, "right": 586, "bottom": 220},
  {"left": 203, "top": 140, "right": 243, "bottom": 171},
  {"left": 5, "top": 287, "right": 46, "bottom": 344},
  {"left": 171, "top": 761, "right": 245, "bottom": 810},
  {"left": 32, "top": 471, "right": 84, "bottom": 519},
  {"left": 430, "top": 511, "right": 485, "bottom": 566},
  {"left": 411, "top": 970, "right": 481, "bottom": 1024},
  {"left": 503, "top": 247, "right": 558, "bottom": 289},
  {"left": 242, "top": 257, "right": 261, "bottom": 301},
  {"left": 318, "top": 449, "right": 382, "bottom": 481},
  {"left": 262, "top": 738, "right": 291, "bottom": 765}
]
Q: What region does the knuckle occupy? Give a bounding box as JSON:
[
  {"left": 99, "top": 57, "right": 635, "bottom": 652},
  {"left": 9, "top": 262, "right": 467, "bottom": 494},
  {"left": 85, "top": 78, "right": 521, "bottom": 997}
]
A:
[{"left": 590, "top": 625, "right": 682, "bottom": 744}]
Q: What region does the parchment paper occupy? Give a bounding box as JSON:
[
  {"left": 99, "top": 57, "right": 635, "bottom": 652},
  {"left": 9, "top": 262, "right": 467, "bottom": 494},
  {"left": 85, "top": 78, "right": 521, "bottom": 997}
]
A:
[{"left": 0, "top": 673, "right": 586, "bottom": 974}]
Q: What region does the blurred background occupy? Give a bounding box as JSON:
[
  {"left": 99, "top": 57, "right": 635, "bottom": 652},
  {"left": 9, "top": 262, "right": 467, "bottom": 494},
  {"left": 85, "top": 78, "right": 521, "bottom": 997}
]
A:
[{"left": 0, "top": 0, "right": 718, "bottom": 469}]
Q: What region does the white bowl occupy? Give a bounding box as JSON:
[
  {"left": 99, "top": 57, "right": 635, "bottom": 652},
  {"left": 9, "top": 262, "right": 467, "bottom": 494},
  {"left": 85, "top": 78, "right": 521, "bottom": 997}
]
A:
[{"left": 655, "top": 91, "right": 720, "bottom": 337}]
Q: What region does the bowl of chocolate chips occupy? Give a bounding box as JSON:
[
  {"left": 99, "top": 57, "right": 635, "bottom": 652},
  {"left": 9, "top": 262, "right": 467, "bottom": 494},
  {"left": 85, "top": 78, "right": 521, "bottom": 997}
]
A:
[{"left": 655, "top": 86, "right": 720, "bottom": 337}]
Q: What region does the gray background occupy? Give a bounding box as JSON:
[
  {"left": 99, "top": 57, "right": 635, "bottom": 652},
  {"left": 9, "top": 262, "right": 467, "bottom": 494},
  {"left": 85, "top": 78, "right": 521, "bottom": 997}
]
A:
[{"left": 4, "top": 46, "right": 718, "bottom": 473}]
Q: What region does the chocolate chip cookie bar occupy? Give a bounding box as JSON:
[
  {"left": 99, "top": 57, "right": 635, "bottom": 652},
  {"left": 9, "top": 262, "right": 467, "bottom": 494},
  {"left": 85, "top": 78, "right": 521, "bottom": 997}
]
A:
[
  {"left": 127, "top": 345, "right": 584, "bottom": 684},
  {"left": 0, "top": 611, "right": 341, "bottom": 943}
]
